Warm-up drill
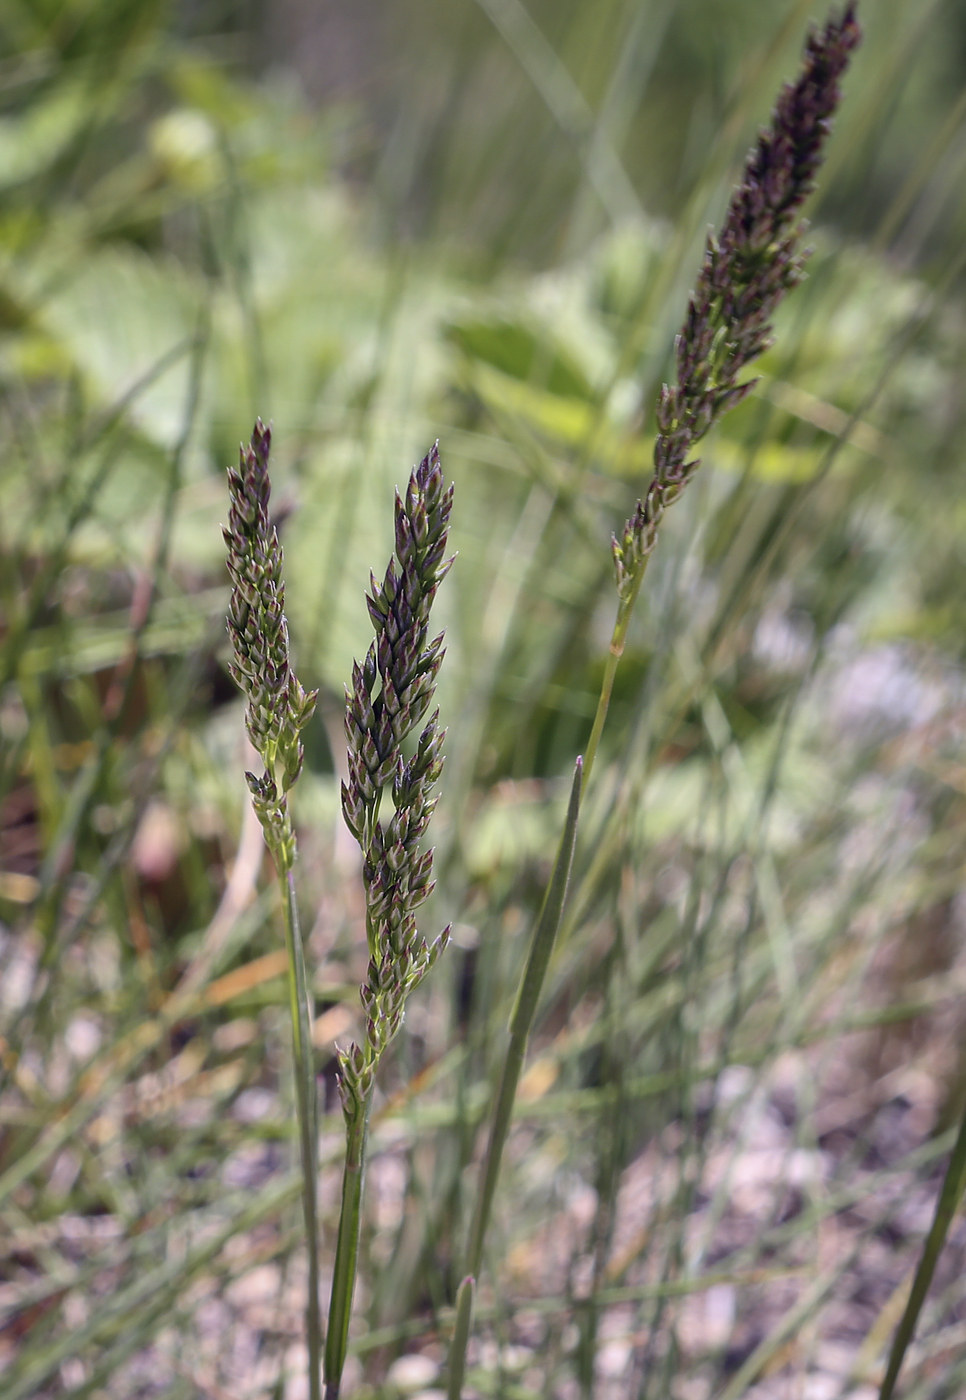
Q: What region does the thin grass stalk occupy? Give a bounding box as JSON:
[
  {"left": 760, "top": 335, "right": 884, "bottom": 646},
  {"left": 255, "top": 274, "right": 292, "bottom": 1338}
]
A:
[
  {"left": 472, "top": 0, "right": 642, "bottom": 228},
  {"left": 464, "top": 756, "right": 582, "bottom": 1279},
  {"left": 877, "top": 1097, "right": 966, "bottom": 1400},
  {"left": 582, "top": 568, "right": 645, "bottom": 783},
  {"left": 283, "top": 866, "right": 322, "bottom": 1397},
  {"left": 445, "top": 758, "right": 582, "bottom": 1394},
  {"left": 324, "top": 1089, "right": 375, "bottom": 1399},
  {"left": 446, "top": 1276, "right": 476, "bottom": 1400},
  {"left": 716, "top": 1251, "right": 859, "bottom": 1400}
]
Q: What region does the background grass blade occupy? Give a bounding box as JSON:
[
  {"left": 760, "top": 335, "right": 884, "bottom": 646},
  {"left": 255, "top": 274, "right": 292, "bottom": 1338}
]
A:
[
  {"left": 454, "top": 754, "right": 582, "bottom": 1388},
  {"left": 877, "top": 1099, "right": 966, "bottom": 1400}
]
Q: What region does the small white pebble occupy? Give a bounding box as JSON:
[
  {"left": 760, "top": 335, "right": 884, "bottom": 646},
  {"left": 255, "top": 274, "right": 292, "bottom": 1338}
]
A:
[
  {"left": 596, "top": 1340, "right": 631, "bottom": 1378},
  {"left": 386, "top": 1353, "right": 440, "bottom": 1391}
]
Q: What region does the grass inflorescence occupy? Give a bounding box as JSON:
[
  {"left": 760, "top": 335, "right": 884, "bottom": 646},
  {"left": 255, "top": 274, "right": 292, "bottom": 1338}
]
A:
[
  {"left": 328, "top": 445, "right": 455, "bottom": 1398},
  {"left": 226, "top": 431, "right": 457, "bottom": 1400},
  {"left": 447, "top": 6, "right": 862, "bottom": 1390},
  {"left": 225, "top": 419, "right": 319, "bottom": 867},
  {"left": 224, "top": 419, "right": 324, "bottom": 1399},
  {"left": 589, "top": 0, "right": 861, "bottom": 779}
]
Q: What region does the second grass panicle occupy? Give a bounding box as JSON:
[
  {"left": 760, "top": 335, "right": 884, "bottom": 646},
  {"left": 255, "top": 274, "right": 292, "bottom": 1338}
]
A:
[
  {"left": 338, "top": 441, "right": 454, "bottom": 1103},
  {"left": 325, "top": 443, "right": 455, "bottom": 1399}
]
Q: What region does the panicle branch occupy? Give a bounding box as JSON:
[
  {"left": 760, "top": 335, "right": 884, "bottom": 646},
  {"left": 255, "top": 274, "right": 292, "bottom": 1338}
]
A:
[{"left": 612, "top": 1, "right": 861, "bottom": 598}]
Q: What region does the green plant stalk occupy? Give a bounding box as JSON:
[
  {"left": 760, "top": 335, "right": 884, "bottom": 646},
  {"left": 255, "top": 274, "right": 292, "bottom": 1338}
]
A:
[
  {"left": 461, "top": 757, "right": 583, "bottom": 1280},
  {"left": 582, "top": 566, "right": 646, "bottom": 785},
  {"left": 446, "top": 761, "right": 581, "bottom": 1394},
  {"left": 280, "top": 863, "right": 323, "bottom": 1400},
  {"left": 324, "top": 1087, "right": 375, "bottom": 1400},
  {"left": 447, "top": 1276, "right": 477, "bottom": 1400},
  {"left": 877, "top": 1094, "right": 966, "bottom": 1400}
]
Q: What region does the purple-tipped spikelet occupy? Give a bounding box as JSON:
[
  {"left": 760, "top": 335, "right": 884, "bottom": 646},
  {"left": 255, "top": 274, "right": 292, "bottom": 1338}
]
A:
[
  {"left": 612, "top": 2, "right": 861, "bottom": 598},
  {"left": 338, "top": 445, "right": 455, "bottom": 1118},
  {"left": 224, "top": 419, "right": 318, "bottom": 867}
]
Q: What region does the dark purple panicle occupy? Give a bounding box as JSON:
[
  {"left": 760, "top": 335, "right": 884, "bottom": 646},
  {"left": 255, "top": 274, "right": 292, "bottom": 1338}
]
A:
[
  {"left": 612, "top": 3, "right": 861, "bottom": 596},
  {"left": 337, "top": 443, "right": 454, "bottom": 1117}
]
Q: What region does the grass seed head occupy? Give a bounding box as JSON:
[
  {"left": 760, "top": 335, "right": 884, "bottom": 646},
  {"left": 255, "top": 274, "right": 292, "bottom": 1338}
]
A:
[
  {"left": 612, "top": 2, "right": 861, "bottom": 599},
  {"left": 338, "top": 443, "right": 454, "bottom": 1117},
  {"left": 224, "top": 419, "right": 318, "bottom": 866}
]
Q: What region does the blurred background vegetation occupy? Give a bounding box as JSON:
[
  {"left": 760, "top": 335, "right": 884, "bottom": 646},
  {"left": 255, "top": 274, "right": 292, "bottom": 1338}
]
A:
[{"left": 3, "top": 0, "right": 966, "bottom": 1396}]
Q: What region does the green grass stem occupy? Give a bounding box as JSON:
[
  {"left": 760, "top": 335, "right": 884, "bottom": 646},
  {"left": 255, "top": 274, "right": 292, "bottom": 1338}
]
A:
[
  {"left": 877, "top": 1096, "right": 966, "bottom": 1400},
  {"left": 447, "top": 756, "right": 582, "bottom": 1392},
  {"left": 582, "top": 568, "right": 645, "bottom": 785},
  {"left": 324, "top": 1088, "right": 375, "bottom": 1400},
  {"left": 281, "top": 864, "right": 322, "bottom": 1400},
  {"left": 446, "top": 1275, "right": 476, "bottom": 1400}
]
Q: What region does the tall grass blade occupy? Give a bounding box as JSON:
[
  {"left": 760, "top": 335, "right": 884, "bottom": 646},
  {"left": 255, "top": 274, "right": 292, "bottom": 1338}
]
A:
[
  {"left": 877, "top": 1099, "right": 966, "bottom": 1400},
  {"left": 473, "top": 0, "right": 642, "bottom": 225}
]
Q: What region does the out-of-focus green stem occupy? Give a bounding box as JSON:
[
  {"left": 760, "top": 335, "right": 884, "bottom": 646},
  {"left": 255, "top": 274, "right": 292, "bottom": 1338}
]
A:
[
  {"left": 448, "top": 456, "right": 641, "bottom": 1399},
  {"left": 447, "top": 1276, "right": 477, "bottom": 1400},
  {"left": 446, "top": 760, "right": 581, "bottom": 1395},
  {"left": 280, "top": 861, "right": 321, "bottom": 1400},
  {"left": 582, "top": 564, "right": 646, "bottom": 785},
  {"left": 878, "top": 1094, "right": 966, "bottom": 1400},
  {"left": 463, "top": 757, "right": 583, "bottom": 1283},
  {"left": 446, "top": 553, "right": 635, "bottom": 1390},
  {"left": 324, "top": 1088, "right": 375, "bottom": 1400}
]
